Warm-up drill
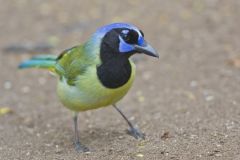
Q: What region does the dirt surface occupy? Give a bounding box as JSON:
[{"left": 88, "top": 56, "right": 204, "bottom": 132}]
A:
[{"left": 1, "top": 0, "right": 240, "bottom": 159}]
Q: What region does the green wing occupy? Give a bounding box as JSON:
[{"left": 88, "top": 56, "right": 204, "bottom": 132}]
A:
[{"left": 55, "top": 45, "right": 94, "bottom": 86}]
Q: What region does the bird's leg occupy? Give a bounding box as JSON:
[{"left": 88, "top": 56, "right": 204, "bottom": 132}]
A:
[
  {"left": 113, "top": 104, "right": 145, "bottom": 140},
  {"left": 73, "top": 112, "right": 89, "bottom": 152}
]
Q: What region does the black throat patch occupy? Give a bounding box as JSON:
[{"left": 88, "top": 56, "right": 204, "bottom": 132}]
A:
[{"left": 97, "top": 29, "right": 132, "bottom": 89}]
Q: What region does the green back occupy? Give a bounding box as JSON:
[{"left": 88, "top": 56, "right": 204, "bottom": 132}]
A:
[{"left": 55, "top": 45, "right": 98, "bottom": 86}]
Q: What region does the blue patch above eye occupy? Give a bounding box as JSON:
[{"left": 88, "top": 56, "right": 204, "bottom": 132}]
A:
[{"left": 119, "top": 36, "right": 134, "bottom": 53}]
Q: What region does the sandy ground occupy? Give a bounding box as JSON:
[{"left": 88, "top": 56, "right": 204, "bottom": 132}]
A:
[{"left": 1, "top": 0, "right": 240, "bottom": 159}]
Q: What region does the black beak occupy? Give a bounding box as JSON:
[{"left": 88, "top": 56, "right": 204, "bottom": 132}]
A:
[{"left": 134, "top": 43, "right": 159, "bottom": 58}]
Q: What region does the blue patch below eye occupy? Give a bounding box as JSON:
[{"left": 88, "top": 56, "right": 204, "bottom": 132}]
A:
[
  {"left": 119, "top": 36, "right": 134, "bottom": 53},
  {"left": 138, "top": 36, "right": 145, "bottom": 46}
]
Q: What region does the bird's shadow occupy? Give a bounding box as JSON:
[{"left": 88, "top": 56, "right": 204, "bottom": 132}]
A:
[
  {"left": 81, "top": 127, "right": 126, "bottom": 144},
  {"left": 51, "top": 125, "right": 128, "bottom": 150}
]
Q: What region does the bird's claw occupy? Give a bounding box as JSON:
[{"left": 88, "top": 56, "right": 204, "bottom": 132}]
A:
[
  {"left": 127, "top": 126, "right": 145, "bottom": 140},
  {"left": 75, "top": 142, "right": 90, "bottom": 153}
]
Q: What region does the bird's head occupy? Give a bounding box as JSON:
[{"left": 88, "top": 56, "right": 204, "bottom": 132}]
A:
[{"left": 85, "top": 23, "right": 159, "bottom": 59}]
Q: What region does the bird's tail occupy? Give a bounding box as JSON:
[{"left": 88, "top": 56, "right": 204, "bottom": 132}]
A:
[{"left": 18, "top": 54, "right": 57, "bottom": 72}]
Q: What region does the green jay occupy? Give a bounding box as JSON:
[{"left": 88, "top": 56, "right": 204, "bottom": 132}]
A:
[{"left": 19, "top": 23, "right": 159, "bottom": 152}]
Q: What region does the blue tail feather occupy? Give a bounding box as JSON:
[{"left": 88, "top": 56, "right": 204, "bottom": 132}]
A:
[{"left": 18, "top": 55, "right": 56, "bottom": 69}]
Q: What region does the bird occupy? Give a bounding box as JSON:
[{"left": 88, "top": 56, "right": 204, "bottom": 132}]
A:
[{"left": 19, "top": 23, "right": 159, "bottom": 152}]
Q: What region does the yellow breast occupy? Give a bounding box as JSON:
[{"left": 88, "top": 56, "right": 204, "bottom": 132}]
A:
[{"left": 57, "top": 61, "right": 136, "bottom": 111}]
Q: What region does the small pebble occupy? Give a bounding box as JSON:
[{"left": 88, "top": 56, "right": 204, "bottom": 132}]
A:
[
  {"left": 142, "top": 72, "right": 152, "bottom": 81},
  {"left": 161, "top": 131, "right": 171, "bottom": 140},
  {"left": 45, "top": 143, "right": 52, "bottom": 147},
  {"left": 24, "top": 118, "right": 34, "bottom": 128},
  {"left": 129, "top": 116, "right": 135, "bottom": 121},
  {"left": 138, "top": 141, "right": 146, "bottom": 147},
  {"left": 215, "top": 153, "right": 222, "bottom": 157},
  {"left": 87, "top": 124, "right": 93, "bottom": 128},
  {"left": 4, "top": 81, "right": 12, "bottom": 90},
  {"left": 55, "top": 149, "right": 62, "bottom": 154},
  {"left": 0, "top": 107, "right": 13, "bottom": 116},
  {"left": 136, "top": 91, "right": 145, "bottom": 103},
  {"left": 184, "top": 91, "right": 196, "bottom": 100},
  {"left": 190, "top": 81, "right": 198, "bottom": 88},
  {"left": 48, "top": 36, "right": 60, "bottom": 46},
  {"left": 21, "top": 86, "right": 30, "bottom": 93},
  {"left": 216, "top": 144, "right": 222, "bottom": 147},
  {"left": 205, "top": 95, "right": 214, "bottom": 101},
  {"left": 190, "top": 134, "right": 198, "bottom": 139},
  {"left": 38, "top": 77, "right": 46, "bottom": 85},
  {"left": 232, "top": 101, "right": 237, "bottom": 105},
  {"left": 138, "top": 96, "right": 145, "bottom": 103},
  {"left": 136, "top": 153, "right": 144, "bottom": 158},
  {"left": 196, "top": 154, "right": 202, "bottom": 157}
]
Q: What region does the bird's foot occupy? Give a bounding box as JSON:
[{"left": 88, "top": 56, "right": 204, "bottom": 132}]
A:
[
  {"left": 127, "top": 126, "right": 145, "bottom": 140},
  {"left": 75, "top": 141, "right": 90, "bottom": 153}
]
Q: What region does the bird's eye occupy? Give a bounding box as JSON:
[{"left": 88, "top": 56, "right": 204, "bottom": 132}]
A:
[
  {"left": 122, "top": 33, "right": 131, "bottom": 42},
  {"left": 121, "top": 30, "right": 139, "bottom": 44}
]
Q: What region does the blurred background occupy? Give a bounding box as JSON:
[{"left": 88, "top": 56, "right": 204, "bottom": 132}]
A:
[{"left": 0, "top": 0, "right": 240, "bottom": 159}]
